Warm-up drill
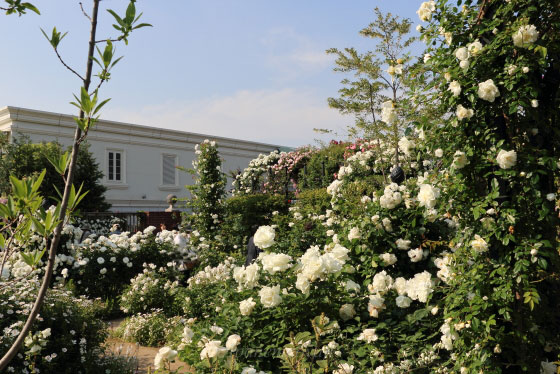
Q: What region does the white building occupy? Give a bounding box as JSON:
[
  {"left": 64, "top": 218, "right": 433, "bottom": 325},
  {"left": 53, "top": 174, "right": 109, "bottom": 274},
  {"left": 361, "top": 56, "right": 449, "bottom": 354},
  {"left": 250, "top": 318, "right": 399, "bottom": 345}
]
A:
[{"left": 0, "top": 106, "right": 283, "bottom": 212}]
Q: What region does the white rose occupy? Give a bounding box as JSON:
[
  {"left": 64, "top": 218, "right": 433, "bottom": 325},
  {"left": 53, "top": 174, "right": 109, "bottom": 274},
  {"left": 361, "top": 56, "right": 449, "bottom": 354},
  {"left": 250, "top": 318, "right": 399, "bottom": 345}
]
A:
[
  {"left": 260, "top": 253, "right": 292, "bottom": 274},
  {"left": 408, "top": 248, "right": 424, "bottom": 262},
  {"left": 254, "top": 225, "right": 275, "bottom": 249},
  {"left": 459, "top": 59, "right": 470, "bottom": 70},
  {"left": 496, "top": 149, "right": 517, "bottom": 169},
  {"left": 448, "top": 81, "right": 461, "bottom": 97},
  {"left": 417, "top": 1, "right": 435, "bottom": 22},
  {"left": 453, "top": 151, "right": 468, "bottom": 169},
  {"left": 339, "top": 303, "right": 356, "bottom": 321},
  {"left": 435, "top": 148, "right": 444, "bottom": 158},
  {"left": 259, "top": 285, "right": 282, "bottom": 308},
  {"left": 348, "top": 227, "right": 361, "bottom": 241},
  {"left": 396, "top": 239, "right": 411, "bottom": 250},
  {"left": 467, "top": 39, "right": 483, "bottom": 55},
  {"left": 357, "top": 328, "right": 378, "bottom": 343},
  {"left": 478, "top": 79, "right": 500, "bottom": 102},
  {"left": 456, "top": 104, "right": 474, "bottom": 121},
  {"left": 381, "top": 100, "right": 397, "bottom": 124},
  {"left": 423, "top": 53, "right": 432, "bottom": 63},
  {"left": 546, "top": 193, "right": 556, "bottom": 201},
  {"left": 522, "top": 66, "right": 530, "bottom": 73},
  {"left": 455, "top": 47, "right": 470, "bottom": 61},
  {"left": 200, "top": 340, "right": 227, "bottom": 360},
  {"left": 417, "top": 184, "right": 440, "bottom": 209},
  {"left": 334, "top": 363, "right": 355, "bottom": 374},
  {"left": 444, "top": 72, "right": 452, "bottom": 82},
  {"left": 239, "top": 297, "right": 256, "bottom": 316},
  {"left": 226, "top": 334, "right": 241, "bottom": 352},
  {"left": 97, "top": 257, "right": 105, "bottom": 264},
  {"left": 471, "top": 234, "right": 488, "bottom": 253},
  {"left": 345, "top": 280, "right": 361, "bottom": 293},
  {"left": 531, "top": 99, "right": 539, "bottom": 108},
  {"left": 154, "top": 347, "right": 178, "bottom": 369},
  {"left": 507, "top": 65, "right": 517, "bottom": 75},
  {"left": 512, "top": 24, "right": 539, "bottom": 48},
  {"left": 396, "top": 295, "right": 412, "bottom": 308},
  {"left": 380, "top": 253, "right": 397, "bottom": 266}
]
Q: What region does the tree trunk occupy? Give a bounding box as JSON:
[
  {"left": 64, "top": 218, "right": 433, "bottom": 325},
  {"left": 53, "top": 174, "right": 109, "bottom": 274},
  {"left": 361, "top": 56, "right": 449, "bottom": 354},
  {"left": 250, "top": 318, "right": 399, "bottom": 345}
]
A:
[{"left": 0, "top": 0, "right": 100, "bottom": 369}]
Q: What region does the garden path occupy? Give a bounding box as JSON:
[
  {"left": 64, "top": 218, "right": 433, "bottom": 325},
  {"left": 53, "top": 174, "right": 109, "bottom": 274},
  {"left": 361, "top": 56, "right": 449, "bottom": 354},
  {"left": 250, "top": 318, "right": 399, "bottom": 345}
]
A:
[{"left": 105, "top": 319, "right": 192, "bottom": 374}]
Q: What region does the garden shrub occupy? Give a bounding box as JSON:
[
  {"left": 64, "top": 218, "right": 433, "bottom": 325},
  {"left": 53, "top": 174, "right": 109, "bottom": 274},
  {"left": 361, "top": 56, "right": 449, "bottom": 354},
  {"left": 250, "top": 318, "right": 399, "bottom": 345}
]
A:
[
  {"left": 115, "top": 310, "right": 183, "bottom": 347},
  {"left": 119, "top": 268, "right": 181, "bottom": 316},
  {"left": 222, "top": 194, "right": 288, "bottom": 254},
  {"left": 297, "top": 141, "right": 346, "bottom": 190},
  {"left": 54, "top": 226, "right": 183, "bottom": 302},
  {"left": 0, "top": 279, "right": 130, "bottom": 373}
]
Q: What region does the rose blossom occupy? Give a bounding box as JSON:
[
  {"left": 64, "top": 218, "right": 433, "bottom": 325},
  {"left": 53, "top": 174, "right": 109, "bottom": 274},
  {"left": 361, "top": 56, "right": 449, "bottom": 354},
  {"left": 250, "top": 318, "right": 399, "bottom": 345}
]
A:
[
  {"left": 478, "top": 79, "right": 500, "bottom": 102},
  {"left": 496, "top": 149, "right": 517, "bottom": 169},
  {"left": 253, "top": 225, "right": 275, "bottom": 249}
]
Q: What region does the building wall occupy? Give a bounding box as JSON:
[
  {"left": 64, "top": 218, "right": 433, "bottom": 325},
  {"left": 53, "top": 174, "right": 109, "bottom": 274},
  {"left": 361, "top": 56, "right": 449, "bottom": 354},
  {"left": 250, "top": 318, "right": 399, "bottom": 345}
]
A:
[{"left": 0, "top": 106, "right": 283, "bottom": 212}]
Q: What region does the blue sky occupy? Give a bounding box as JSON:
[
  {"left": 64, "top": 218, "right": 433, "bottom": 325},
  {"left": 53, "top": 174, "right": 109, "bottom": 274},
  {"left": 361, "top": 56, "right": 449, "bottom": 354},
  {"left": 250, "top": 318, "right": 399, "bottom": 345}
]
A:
[{"left": 0, "top": 1, "right": 424, "bottom": 147}]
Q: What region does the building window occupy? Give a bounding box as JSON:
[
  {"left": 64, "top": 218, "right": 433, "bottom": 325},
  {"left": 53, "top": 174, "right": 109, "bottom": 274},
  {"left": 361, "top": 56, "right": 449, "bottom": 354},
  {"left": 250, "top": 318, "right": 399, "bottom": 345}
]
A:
[
  {"left": 162, "top": 154, "right": 177, "bottom": 186},
  {"left": 107, "top": 150, "right": 123, "bottom": 182}
]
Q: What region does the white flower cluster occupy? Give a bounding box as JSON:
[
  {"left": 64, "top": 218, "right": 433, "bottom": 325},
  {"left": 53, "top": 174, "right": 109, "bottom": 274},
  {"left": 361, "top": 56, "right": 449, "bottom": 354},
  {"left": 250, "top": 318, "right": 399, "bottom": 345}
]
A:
[
  {"left": 434, "top": 253, "right": 453, "bottom": 283},
  {"left": 379, "top": 183, "right": 404, "bottom": 209},
  {"left": 417, "top": 1, "right": 435, "bottom": 22},
  {"left": 232, "top": 149, "right": 281, "bottom": 195},
  {"left": 366, "top": 270, "right": 436, "bottom": 317},
  {"left": 187, "top": 257, "right": 236, "bottom": 287},
  {"left": 259, "top": 252, "right": 292, "bottom": 274},
  {"left": 381, "top": 100, "right": 397, "bottom": 124},
  {"left": 295, "top": 244, "right": 350, "bottom": 294},
  {"left": 439, "top": 320, "right": 458, "bottom": 350},
  {"left": 512, "top": 24, "right": 539, "bottom": 48},
  {"left": 398, "top": 137, "right": 415, "bottom": 157},
  {"left": 233, "top": 263, "right": 260, "bottom": 290},
  {"left": 199, "top": 333, "right": 242, "bottom": 360}
]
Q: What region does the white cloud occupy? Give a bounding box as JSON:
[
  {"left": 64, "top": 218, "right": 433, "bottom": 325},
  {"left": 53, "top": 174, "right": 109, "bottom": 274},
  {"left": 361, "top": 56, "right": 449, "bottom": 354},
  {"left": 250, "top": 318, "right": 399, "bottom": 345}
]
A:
[
  {"left": 259, "top": 27, "right": 334, "bottom": 79},
  {"left": 102, "top": 89, "right": 348, "bottom": 148}
]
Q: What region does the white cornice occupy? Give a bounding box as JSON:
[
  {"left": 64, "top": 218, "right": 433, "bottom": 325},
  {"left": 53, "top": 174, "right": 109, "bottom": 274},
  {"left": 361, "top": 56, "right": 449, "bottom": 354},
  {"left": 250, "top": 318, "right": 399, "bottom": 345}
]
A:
[{"left": 0, "top": 106, "right": 287, "bottom": 153}]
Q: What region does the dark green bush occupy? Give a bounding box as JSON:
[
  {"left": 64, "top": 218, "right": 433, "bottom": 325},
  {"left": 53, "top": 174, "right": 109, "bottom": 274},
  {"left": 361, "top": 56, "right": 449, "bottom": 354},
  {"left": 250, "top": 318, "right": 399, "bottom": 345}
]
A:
[
  {"left": 222, "top": 194, "right": 288, "bottom": 255},
  {"left": 297, "top": 142, "right": 346, "bottom": 190},
  {"left": 0, "top": 135, "right": 110, "bottom": 212}
]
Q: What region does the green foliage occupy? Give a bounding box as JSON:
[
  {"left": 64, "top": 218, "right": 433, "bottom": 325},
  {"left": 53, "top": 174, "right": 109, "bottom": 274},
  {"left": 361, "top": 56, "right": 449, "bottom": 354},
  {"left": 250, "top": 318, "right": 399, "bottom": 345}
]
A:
[
  {"left": 0, "top": 280, "right": 126, "bottom": 373},
  {"left": 182, "top": 140, "right": 228, "bottom": 266},
  {"left": 119, "top": 269, "right": 181, "bottom": 316},
  {"left": 222, "top": 194, "right": 288, "bottom": 254},
  {"left": 1, "top": 0, "right": 39, "bottom": 16},
  {"left": 297, "top": 142, "right": 346, "bottom": 190},
  {"left": 412, "top": 0, "right": 560, "bottom": 371},
  {"left": 0, "top": 135, "right": 110, "bottom": 212},
  {"left": 327, "top": 7, "right": 416, "bottom": 151},
  {"left": 115, "top": 310, "right": 182, "bottom": 348}
]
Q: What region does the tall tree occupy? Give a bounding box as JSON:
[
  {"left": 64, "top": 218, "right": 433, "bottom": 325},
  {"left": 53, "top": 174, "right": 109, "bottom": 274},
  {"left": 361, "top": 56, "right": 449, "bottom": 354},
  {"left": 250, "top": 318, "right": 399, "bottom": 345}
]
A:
[
  {"left": 328, "top": 8, "right": 417, "bottom": 174},
  {"left": 0, "top": 1, "right": 150, "bottom": 368},
  {"left": 0, "top": 136, "right": 111, "bottom": 212}
]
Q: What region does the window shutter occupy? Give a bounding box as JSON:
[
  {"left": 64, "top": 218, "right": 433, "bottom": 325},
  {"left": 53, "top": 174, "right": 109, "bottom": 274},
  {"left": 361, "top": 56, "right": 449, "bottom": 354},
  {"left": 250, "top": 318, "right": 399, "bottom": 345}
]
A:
[{"left": 162, "top": 155, "right": 176, "bottom": 185}]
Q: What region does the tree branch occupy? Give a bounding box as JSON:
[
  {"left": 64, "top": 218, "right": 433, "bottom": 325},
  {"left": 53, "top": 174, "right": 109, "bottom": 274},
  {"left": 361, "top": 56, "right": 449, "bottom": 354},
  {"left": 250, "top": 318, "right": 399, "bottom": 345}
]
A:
[
  {"left": 53, "top": 47, "right": 85, "bottom": 82},
  {"left": 79, "top": 2, "right": 91, "bottom": 21}
]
